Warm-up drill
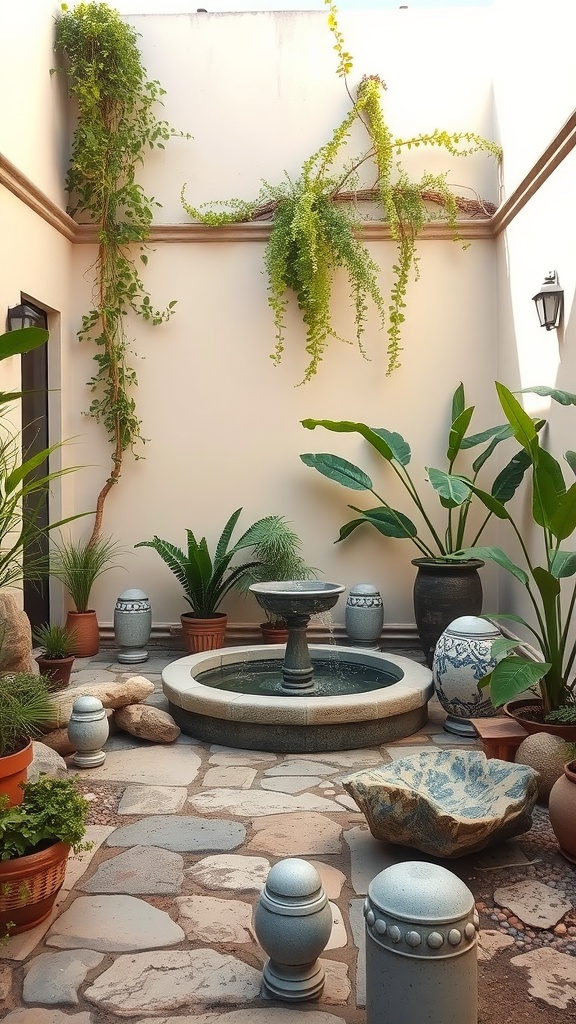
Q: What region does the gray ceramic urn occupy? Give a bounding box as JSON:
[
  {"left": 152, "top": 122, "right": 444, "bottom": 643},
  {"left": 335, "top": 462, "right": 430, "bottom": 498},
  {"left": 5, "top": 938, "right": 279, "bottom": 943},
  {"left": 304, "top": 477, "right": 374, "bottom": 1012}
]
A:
[
  {"left": 114, "top": 588, "right": 152, "bottom": 663},
  {"left": 345, "top": 583, "right": 384, "bottom": 648},
  {"left": 67, "top": 695, "right": 109, "bottom": 768}
]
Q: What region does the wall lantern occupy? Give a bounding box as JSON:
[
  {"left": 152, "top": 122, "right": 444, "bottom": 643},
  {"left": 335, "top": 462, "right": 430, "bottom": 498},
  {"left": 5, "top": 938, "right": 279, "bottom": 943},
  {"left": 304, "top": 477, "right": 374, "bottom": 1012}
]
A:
[
  {"left": 6, "top": 302, "right": 46, "bottom": 332},
  {"left": 532, "top": 271, "right": 564, "bottom": 331}
]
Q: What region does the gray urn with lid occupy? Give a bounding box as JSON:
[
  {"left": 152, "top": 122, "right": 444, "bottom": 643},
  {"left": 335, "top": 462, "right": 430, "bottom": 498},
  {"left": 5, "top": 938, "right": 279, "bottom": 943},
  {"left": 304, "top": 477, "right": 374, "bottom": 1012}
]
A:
[
  {"left": 114, "top": 588, "right": 152, "bottom": 664},
  {"left": 365, "top": 861, "right": 478, "bottom": 1024},
  {"left": 345, "top": 583, "right": 384, "bottom": 648},
  {"left": 253, "top": 858, "right": 332, "bottom": 1001},
  {"left": 67, "top": 695, "right": 109, "bottom": 768}
]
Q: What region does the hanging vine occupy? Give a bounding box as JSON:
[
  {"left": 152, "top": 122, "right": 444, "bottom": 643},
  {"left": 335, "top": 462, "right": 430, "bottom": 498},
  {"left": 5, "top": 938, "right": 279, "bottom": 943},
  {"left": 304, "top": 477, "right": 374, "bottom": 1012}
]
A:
[
  {"left": 55, "top": 2, "right": 188, "bottom": 540},
  {"left": 182, "top": 1, "right": 501, "bottom": 384}
]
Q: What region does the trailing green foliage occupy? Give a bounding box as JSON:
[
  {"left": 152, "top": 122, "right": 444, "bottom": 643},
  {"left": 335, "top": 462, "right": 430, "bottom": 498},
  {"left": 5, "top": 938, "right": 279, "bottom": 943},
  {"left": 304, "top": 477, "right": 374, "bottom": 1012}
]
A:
[
  {"left": 50, "top": 534, "right": 123, "bottom": 613},
  {"left": 456, "top": 384, "right": 576, "bottom": 716},
  {"left": 182, "top": 5, "right": 500, "bottom": 383},
  {"left": 0, "top": 775, "right": 91, "bottom": 861},
  {"left": 300, "top": 382, "right": 536, "bottom": 557},
  {"left": 0, "top": 673, "right": 56, "bottom": 758},
  {"left": 55, "top": 2, "right": 187, "bottom": 537}
]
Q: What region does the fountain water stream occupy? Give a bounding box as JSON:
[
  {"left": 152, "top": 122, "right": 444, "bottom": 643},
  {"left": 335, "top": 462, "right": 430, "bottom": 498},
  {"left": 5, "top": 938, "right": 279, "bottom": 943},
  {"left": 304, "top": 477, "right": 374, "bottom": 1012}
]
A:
[{"left": 162, "top": 581, "right": 433, "bottom": 753}]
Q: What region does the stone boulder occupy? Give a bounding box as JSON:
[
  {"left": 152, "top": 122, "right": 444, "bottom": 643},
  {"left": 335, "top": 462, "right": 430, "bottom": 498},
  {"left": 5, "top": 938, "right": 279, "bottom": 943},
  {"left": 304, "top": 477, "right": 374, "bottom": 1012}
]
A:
[
  {"left": 38, "top": 729, "right": 76, "bottom": 757},
  {"left": 0, "top": 593, "right": 34, "bottom": 674},
  {"left": 28, "top": 741, "right": 68, "bottom": 780},
  {"left": 44, "top": 676, "right": 154, "bottom": 729},
  {"left": 114, "top": 705, "right": 180, "bottom": 744}
]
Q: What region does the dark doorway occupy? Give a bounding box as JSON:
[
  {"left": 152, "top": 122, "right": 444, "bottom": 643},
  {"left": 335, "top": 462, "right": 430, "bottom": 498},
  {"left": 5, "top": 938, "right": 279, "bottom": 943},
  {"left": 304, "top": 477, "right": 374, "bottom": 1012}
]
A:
[{"left": 19, "top": 303, "right": 50, "bottom": 630}]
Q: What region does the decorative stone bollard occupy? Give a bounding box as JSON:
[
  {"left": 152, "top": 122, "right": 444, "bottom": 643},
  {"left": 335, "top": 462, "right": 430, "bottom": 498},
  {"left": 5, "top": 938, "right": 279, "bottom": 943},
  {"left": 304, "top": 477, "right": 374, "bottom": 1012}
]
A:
[
  {"left": 253, "top": 858, "right": 332, "bottom": 1001},
  {"left": 345, "top": 584, "right": 384, "bottom": 649},
  {"left": 67, "top": 695, "right": 109, "bottom": 768},
  {"left": 114, "top": 588, "right": 152, "bottom": 664},
  {"left": 365, "top": 861, "right": 478, "bottom": 1024}
]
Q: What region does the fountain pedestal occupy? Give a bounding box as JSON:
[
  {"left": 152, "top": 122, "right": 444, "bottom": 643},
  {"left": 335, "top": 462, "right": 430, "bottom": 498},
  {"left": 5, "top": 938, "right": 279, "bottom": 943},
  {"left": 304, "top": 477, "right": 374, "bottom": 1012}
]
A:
[{"left": 282, "top": 614, "right": 314, "bottom": 691}]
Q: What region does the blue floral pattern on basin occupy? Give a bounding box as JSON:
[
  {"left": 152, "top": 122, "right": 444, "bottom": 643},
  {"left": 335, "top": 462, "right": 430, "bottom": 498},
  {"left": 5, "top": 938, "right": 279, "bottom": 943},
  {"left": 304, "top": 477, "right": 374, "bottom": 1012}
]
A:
[{"left": 342, "top": 750, "right": 539, "bottom": 858}]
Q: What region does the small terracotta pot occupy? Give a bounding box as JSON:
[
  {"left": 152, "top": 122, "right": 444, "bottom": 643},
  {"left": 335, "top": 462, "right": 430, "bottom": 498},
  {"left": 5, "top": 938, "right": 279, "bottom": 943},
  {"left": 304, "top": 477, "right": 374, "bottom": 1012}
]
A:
[
  {"left": 0, "top": 740, "right": 33, "bottom": 807},
  {"left": 65, "top": 611, "right": 100, "bottom": 658},
  {"left": 35, "top": 656, "right": 75, "bottom": 690},
  {"left": 180, "top": 613, "right": 227, "bottom": 653},
  {"left": 548, "top": 761, "right": 576, "bottom": 864},
  {"left": 504, "top": 698, "right": 576, "bottom": 741},
  {"left": 0, "top": 840, "right": 71, "bottom": 934},
  {"left": 260, "top": 622, "right": 289, "bottom": 645}
]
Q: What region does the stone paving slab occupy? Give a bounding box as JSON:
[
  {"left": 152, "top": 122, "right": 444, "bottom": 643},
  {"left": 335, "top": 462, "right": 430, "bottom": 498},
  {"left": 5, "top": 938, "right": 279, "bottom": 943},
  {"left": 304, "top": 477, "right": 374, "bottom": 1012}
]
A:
[
  {"left": 1, "top": 1012, "right": 92, "bottom": 1024},
  {"left": 326, "top": 902, "right": 347, "bottom": 949},
  {"left": 187, "top": 854, "right": 271, "bottom": 892},
  {"left": 175, "top": 896, "right": 255, "bottom": 943},
  {"left": 188, "top": 788, "right": 343, "bottom": 817},
  {"left": 45, "top": 895, "right": 185, "bottom": 951},
  {"left": 83, "top": 744, "right": 202, "bottom": 785},
  {"left": 309, "top": 862, "right": 346, "bottom": 899},
  {"left": 79, "top": 845, "right": 184, "bottom": 894},
  {"left": 285, "top": 750, "right": 383, "bottom": 767},
  {"left": 349, "top": 899, "right": 366, "bottom": 1007},
  {"left": 263, "top": 760, "right": 339, "bottom": 777},
  {"left": 138, "top": 1011, "right": 348, "bottom": 1024},
  {"left": 117, "top": 785, "right": 188, "bottom": 814},
  {"left": 477, "top": 930, "right": 515, "bottom": 961},
  {"left": 209, "top": 746, "right": 277, "bottom": 766},
  {"left": 62, "top": 825, "right": 116, "bottom": 891},
  {"left": 247, "top": 813, "right": 342, "bottom": 855},
  {"left": 510, "top": 947, "right": 576, "bottom": 1008},
  {"left": 494, "top": 880, "right": 572, "bottom": 929},
  {"left": 260, "top": 775, "right": 324, "bottom": 794},
  {"left": 106, "top": 815, "right": 246, "bottom": 851},
  {"left": 22, "top": 949, "right": 104, "bottom": 1005},
  {"left": 343, "top": 826, "right": 404, "bottom": 895},
  {"left": 84, "top": 949, "right": 262, "bottom": 1015},
  {"left": 202, "top": 766, "right": 257, "bottom": 788}
]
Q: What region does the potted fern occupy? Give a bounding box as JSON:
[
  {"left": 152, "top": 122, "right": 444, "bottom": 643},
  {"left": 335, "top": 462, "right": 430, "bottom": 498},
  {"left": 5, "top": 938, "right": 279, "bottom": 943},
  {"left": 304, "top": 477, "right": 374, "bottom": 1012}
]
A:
[
  {"left": 50, "top": 535, "right": 122, "bottom": 657},
  {"left": 33, "top": 623, "right": 78, "bottom": 690},
  {"left": 0, "top": 673, "right": 56, "bottom": 807}
]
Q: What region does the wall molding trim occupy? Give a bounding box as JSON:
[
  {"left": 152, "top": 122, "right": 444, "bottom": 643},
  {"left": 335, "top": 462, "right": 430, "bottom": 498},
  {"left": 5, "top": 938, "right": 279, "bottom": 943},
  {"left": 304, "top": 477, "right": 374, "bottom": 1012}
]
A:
[{"left": 0, "top": 154, "right": 77, "bottom": 242}]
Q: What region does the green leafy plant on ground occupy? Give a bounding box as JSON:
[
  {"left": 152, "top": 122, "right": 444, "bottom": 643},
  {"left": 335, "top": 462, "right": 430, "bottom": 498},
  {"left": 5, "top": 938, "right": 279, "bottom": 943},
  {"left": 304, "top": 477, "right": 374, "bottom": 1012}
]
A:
[
  {"left": 54, "top": 2, "right": 188, "bottom": 539},
  {"left": 182, "top": 2, "right": 500, "bottom": 384},
  {"left": 0, "top": 775, "right": 91, "bottom": 861}
]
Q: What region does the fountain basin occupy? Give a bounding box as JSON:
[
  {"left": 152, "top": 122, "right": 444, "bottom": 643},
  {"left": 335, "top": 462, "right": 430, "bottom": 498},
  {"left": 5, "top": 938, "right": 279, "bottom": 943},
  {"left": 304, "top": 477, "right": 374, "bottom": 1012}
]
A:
[{"left": 162, "top": 645, "right": 433, "bottom": 753}]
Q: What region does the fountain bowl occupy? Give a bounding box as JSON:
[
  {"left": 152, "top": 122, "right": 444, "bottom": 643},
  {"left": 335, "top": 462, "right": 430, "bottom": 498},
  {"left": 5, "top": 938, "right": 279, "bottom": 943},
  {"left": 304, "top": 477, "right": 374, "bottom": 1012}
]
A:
[
  {"left": 249, "top": 580, "right": 346, "bottom": 618},
  {"left": 162, "top": 645, "right": 433, "bottom": 753}
]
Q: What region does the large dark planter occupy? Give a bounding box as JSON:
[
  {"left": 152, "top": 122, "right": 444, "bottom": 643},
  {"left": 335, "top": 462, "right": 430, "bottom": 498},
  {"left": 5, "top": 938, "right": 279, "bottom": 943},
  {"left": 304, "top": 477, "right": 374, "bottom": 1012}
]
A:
[{"left": 412, "top": 558, "right": 484, "bottom": 667}]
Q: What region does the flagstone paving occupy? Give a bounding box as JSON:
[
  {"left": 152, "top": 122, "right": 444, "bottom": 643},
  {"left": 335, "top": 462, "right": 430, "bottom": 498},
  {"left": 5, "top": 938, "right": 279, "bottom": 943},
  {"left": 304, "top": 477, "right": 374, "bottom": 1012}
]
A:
[{"left": 1, "top": 647, "right": 575, "bottom": 1024}]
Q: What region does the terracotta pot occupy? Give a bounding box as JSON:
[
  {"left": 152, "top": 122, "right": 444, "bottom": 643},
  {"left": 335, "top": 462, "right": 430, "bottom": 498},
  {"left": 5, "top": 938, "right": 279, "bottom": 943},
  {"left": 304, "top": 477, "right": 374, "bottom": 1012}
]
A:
[
  {"left": 504, "top": 698, "right": 576, "bottom": 742},
  {"left": 548, "top": 761, "right": 576, "bottom": 863},
  {"left": 35, "top": 656, "right": 75, "bottom": 690},
  {"left": 411, "top": 558, "right": 484, "bottom": 667},
  {"left": 260, "top": 622, "right": 289, "bottom": 645},
  {"left": 180, "top": 613, "right": 227, "bottom": 653},
  {"left": 0, "top": 840, "right": 70, "bottom": 934},
  {"left": 0, "top": 740, "right": 33, "bottom": 807},
  {"left": 65, "top": 611, "right": 100, "bottom": 658}
]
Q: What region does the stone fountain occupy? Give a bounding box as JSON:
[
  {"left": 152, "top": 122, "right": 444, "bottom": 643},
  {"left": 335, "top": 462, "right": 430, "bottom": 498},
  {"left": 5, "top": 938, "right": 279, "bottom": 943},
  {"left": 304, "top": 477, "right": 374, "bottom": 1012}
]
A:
[{"left": 162, "top": 581, "right": 432, "bottom": 753}]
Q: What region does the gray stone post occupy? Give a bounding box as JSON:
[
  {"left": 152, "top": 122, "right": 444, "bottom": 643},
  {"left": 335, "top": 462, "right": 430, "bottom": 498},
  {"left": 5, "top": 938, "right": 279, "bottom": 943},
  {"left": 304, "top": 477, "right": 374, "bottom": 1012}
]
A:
[
  {"left": 67, "top": 695, "right": 109, "bottom": 768},
  {"left": 365, "top": 861, "right": 478, "bottom": 1024}
]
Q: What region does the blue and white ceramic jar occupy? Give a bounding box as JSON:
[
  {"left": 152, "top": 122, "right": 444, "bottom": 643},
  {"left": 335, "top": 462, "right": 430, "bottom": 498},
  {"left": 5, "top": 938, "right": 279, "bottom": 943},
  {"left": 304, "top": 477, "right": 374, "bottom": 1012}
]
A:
[
  {"left": 345, "top": 584, "right": 384, "bottom": 649},
  {"left": 432, "top": 616, "right": 501, "bottom": 736}
]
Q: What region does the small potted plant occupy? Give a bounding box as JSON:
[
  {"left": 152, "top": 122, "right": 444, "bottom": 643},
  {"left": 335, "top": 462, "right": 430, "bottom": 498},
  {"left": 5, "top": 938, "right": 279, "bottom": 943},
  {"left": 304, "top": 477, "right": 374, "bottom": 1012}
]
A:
[
  {"left": 33, "top": 623, "right": 78, "bottom": 689},
  {"left": 0, "top": 774, "right": 91, "bottom": 936},
  {"left": 50, "top": 535, "right": 122, "bottom": 657},
  {"left": 0, "top": 673, "right": 56, "bottom": 806},
  {"left": 236, "top": 516, "right": 317, "bottom": 643}
]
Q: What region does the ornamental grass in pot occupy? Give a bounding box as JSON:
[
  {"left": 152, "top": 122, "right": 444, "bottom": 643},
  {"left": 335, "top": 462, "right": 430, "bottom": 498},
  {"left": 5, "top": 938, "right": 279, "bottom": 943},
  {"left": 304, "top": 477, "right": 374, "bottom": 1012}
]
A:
[
  {"left": 0, "top": 774, "right": 91, "bottom": 936},
  {"left": 51, "top": 535, "right": 122, "bottom": 657},
  {"left": 301, "top": 382, "right": 541, "bottom": 663},
  {"left": 33, "top": 623, "right": 78, "bottom": 690},
  {"left": 0, "top": 673, "right": 56, "bottom": 807}
]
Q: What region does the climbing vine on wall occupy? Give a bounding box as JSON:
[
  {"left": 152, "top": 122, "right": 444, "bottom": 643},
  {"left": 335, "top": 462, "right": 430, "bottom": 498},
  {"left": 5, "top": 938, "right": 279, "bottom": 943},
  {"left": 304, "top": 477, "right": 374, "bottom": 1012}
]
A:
[
  {"left": 182, "top": 1, "right": 501, "bottom": 384},
  {"left": 55, "top": 2, "right": 187, "bottom": 539}
]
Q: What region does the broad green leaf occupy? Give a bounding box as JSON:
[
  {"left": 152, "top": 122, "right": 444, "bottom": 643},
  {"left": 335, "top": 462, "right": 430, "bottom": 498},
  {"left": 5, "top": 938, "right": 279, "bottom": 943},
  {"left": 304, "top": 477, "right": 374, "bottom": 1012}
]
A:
[
  {"left": 549, "top": 482, "right": 576, "bottom": 540},
  {"left": 472, "top": 436, "right": 499, "bottom": 474},
  {"left": 451, "top": 382, "right": 466, "bottom": 422},
  {"left": 460, "top": 422, "right": 514, "bottom": 448},
  {"left": 0, "top": 327, "right": 49, "bottom": 361},
  {"left": 349, "top": 505, "right": 418, "bottom": 539},
  {"left": 300, "top": 453, "right": 372, "bottom": 490},
  {"left": 550, "top": 550, "right": 576, "bottom": 578},
  {"left": 427, "top": 467, "right": 471, "bottom": 506},
  {"left": 447, "top": 406, "right": 474, "bottom": 463},
  {"left": 335, "top": 519, "right": 366, "bottom": 543},
  {"left": 519, "top": 385, "right": 576, "bottom": 406},
  {"left": 495, "top": 382, "right": 538, "bottom": 453},
  {"left": 565, "top": 451, "right": 576, "bottom": 477},
  {"left": 456, "top": 545, "right": 528, "bottom": 584},
  {"left": 466, "top": 483, "right": 510, "bottom": 520},
  {"left": 301, "top": 419, "right": 395, "bottom": 462},
  {"left": 481, "top": 611, "right": 544, "bottom": 645},
  {"left": 489, "top": 656, "right": 553, "bottom": 707},
  {"left": 371, "top": 428, "right": 411, "bottom": 466},
  {"left": 491, "top": 637, "right": 523, "bottom": 659},
  {"left": 533, "top": 565, "right": 560, "bottom": 605},
  {"left": 532, "top": 459, "right": 563, "bottom": 528},
  {"left": 215, "top": 508, "right": 243, "bottom": 562},
  {"left": 491, "top": 448, "right": 531, "bottom": 504}
]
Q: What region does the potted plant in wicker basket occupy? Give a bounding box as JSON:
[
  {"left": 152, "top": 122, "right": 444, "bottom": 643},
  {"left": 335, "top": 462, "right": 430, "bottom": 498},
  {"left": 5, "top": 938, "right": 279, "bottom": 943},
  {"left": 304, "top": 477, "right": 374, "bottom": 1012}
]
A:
[
  {"left": 0, "top": 673, "right": 56, "bottom": 807},
  {"left": 33, "top": 623, "right": 78, "bottom": 689},
  {"left": 0, "top": 774, "right": 91, "bottom": 936}
]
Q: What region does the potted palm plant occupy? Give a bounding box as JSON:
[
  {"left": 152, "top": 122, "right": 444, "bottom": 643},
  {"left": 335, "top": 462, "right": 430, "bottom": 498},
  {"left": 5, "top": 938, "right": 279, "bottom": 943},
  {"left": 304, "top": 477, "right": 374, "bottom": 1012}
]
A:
[
  {"left": 50, "top": 535, "right": 122, "bottom": 657},
  {"left": 300, "top": 382, "right": 540, "bottom": 664},
  {"left": 0, "top": 774, "right": 91, "bottom": 936},
  {"left": 452, "top": 382, "right": 576, "bottom": 736},
  {"left": 0, "top": 672, "right": 56, "bottom": 806},
  {"left": 33, "top": 623, "right": 78, "bottom": 689}
]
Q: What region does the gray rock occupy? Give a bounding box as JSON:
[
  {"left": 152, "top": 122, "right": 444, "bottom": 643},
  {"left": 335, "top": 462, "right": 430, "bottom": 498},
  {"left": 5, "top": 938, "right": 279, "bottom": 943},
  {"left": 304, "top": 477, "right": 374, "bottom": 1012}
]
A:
[
  {"left": 0, "top": 593, "right": 34, "bottom": 674},
  {"left": 28, "top": 743, "right": 68, "bottom": 781},
  {"left": 22, "top": 949, "right": 104, "bottom": 1005},
  {"left": 106, "top": 815, "right": 246, "bottom": 852},
  {"left": 79, "top": 845, "right": 184, "bottom": 894},
  {"left": 84, "top": 949, "right": 261, "bottom": 1015},
  {"left": 45, "top": 895, "right": 184, "bottom": 951},
  {"left": 45, "top": 676, "right": 155, "bottom": 729}
]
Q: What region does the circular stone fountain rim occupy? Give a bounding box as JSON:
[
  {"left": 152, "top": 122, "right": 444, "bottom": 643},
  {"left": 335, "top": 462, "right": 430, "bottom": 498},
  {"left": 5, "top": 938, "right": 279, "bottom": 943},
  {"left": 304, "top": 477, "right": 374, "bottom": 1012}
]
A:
[
  {"left": 162, "top": 645, "right": 433, "bottom": 727},
  {"left": 249, "top": 581, "right": 346, "bottom": 597}
]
